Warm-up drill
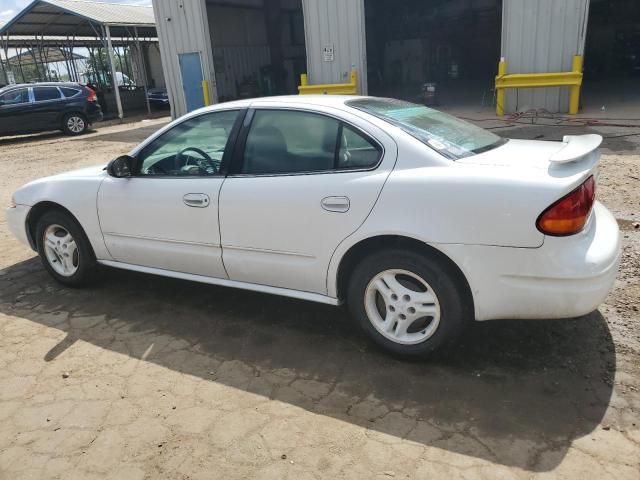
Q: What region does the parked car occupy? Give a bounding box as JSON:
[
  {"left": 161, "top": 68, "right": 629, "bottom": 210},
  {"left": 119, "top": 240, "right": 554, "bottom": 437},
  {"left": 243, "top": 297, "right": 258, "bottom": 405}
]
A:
[
  {"left": 147, "top": 88, "right": 170, "bottom": 107},
  {"left": 6, "top": 96, "right": 620, "bottom": 357},
  {"left": 0, "top": 82, "right": 103, "bottom": 137}
]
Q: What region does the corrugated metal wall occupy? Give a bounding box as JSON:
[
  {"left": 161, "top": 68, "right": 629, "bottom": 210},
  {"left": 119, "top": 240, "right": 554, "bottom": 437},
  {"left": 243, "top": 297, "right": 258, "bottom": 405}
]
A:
[
  {"left": 207, "top": 3, "right": 271, "bottom": 100},
  {"left": 152, "top": 0, "right": 216, "bottom": 118},
  {"left": 302, "top": 0, "right": 368, "bottom": 94},
  {"left": 212, "top": 46, "right": 271, "bottom": 99},
  {"left": 501, "top": 0, "right": 589, "bottom": 113}
]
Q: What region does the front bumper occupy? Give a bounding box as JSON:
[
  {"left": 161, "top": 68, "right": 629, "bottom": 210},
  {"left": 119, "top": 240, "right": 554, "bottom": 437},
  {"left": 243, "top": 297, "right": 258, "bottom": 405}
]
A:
[
  {"left": 148, "top": 98, "right": 170, "bottom": 105},
  {"left": 439, "top": 201, "right": 621, "bottom": 321},
  {"left": 6, "top": 204, "right": 32, "bottom": 248}
]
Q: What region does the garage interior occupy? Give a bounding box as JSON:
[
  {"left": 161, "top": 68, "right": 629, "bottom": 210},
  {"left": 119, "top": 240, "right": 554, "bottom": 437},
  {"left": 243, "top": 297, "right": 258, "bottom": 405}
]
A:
[
  {"left": 205, "top": 0, "right": 306, "bottom": 102},
  {"left": 582, "top": 0, "right": 640, "bottom": 114},
  {"left": 364, "top": 0, "right": 502, "bottom": 111}
]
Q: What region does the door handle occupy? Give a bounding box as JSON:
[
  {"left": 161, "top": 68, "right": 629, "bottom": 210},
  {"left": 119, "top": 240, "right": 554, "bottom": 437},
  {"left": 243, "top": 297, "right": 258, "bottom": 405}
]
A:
[
  {"left": 321, "top": 196, "right": 350, "bottom": 213},
  {"left": 183, "top": 193, "right": 210, "bottom": 208}
]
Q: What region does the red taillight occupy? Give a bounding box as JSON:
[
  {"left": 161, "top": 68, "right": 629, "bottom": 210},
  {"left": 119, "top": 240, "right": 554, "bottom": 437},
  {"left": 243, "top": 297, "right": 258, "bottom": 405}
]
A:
[
  {"left": 536, "top": 176, "right": 596, "bottom": 236},
  {"left": 84, "top": 86, "right": 97, "bottom": 102}
]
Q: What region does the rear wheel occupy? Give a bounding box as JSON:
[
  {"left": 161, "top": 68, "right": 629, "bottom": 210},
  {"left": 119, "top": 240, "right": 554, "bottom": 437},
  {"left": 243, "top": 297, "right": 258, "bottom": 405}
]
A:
[
  {"left": 62, "top": 113, "right": 88, "bottom": 135},
  {"left": 347, "top": 249, "right": 470, "bottom": 358},
  {"left": 35, "top": 210, "right": 98, "bottom": 287}
]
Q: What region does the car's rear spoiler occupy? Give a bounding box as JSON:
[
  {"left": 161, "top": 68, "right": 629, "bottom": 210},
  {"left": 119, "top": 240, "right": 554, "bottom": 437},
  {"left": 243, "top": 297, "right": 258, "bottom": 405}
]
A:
[{"left": 549, "top": 134, "right": 602, "bottom": 164}]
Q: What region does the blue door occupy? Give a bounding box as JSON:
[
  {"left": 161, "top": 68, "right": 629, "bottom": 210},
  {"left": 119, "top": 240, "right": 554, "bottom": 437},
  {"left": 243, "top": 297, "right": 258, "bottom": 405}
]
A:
[{"left": 179, "top": 53, "right": 205, "bottom": 112}]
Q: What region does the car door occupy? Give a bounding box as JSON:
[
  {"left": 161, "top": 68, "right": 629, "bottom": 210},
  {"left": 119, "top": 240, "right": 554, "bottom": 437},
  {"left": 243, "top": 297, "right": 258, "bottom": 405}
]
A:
[
  {"left": 31, "top": 86, "right": 64, "bottom": 130},
  {"left": 0, "top": 87, "right": 32, "bottom": 135},
  {"left": 97, "top": 108, "right": 243, "bottom": 278},
  {"left": 218, "top": 105, "right": 398, "bottom": 295}
]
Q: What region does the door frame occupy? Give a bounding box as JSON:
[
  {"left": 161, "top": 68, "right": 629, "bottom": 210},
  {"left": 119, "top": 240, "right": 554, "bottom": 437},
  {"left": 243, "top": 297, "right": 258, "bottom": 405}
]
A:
[{"left": 178, "top": 51, "right": 206, "bottom": 113}]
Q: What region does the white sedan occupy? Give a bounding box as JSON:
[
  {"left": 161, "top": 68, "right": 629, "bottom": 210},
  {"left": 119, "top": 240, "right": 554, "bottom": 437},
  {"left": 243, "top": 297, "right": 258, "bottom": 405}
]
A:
[{"left": 6, "top": 96, "right": 621, "bottom": 357}]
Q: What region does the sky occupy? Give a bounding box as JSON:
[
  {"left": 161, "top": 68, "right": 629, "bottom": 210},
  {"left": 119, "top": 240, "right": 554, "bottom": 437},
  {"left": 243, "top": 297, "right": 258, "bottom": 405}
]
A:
[{"left": 0, "top": 0, "right": 152, "bottom": 28}]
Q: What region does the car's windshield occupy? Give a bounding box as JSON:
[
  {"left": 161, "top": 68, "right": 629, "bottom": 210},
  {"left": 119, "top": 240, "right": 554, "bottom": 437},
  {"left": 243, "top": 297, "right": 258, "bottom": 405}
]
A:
[{"left": 347, "top": 98, "right": 506, "bottom": 160}]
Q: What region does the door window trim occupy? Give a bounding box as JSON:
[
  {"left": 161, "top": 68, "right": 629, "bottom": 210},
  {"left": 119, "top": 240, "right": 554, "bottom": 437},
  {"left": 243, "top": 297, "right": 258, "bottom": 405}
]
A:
[
  {"left": 227, "top": 107, "right": 384, "bottom": 178},
  {"left": 129, "top": 108, "right": 247, "bottom": 179}
]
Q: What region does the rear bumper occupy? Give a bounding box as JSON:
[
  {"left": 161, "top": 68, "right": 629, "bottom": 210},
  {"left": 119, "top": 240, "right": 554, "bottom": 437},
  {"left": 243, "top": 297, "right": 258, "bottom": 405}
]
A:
[
  {"left": 87, "top": 110, "right": 103, "bottom": 124},
  {"left": 86, "top": 102, "right": 103, "bottom": 124},
  {"left": 438, "top": 201, "right": 621, "bottom": 321},
  {"left": 6, "top": 204, "right": 32, "bottom": 248}
]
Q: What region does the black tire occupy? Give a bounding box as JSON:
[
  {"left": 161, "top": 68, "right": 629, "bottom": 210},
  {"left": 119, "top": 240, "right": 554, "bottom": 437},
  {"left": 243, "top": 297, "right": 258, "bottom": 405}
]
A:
[
  {"left": 62, "top": 112, "right": 88, "bottom": 136},
  {"left": 347, "top": 248, "right": 471, "bottom": 358},
  {"left": 35, "top": 210, "right": 98, "bottom": 287}
]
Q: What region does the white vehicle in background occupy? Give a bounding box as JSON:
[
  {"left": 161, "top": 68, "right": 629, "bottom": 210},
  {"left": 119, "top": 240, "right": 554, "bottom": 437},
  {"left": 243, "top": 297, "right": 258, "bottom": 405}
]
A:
[{"left": 6, "top": 96, "right": 620, "bottom": 357}]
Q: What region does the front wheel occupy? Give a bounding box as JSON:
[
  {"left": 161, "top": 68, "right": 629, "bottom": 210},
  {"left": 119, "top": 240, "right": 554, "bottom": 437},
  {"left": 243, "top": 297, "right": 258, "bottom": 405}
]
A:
[
  {"left": 347, "top": 249, "right": 470, "bottom": 358},
  {"left": 35, "top": 210, "right": 98, "bottom": 287},
  {"left": 62, "top": 113, "right": 88, "bottom": 135}
]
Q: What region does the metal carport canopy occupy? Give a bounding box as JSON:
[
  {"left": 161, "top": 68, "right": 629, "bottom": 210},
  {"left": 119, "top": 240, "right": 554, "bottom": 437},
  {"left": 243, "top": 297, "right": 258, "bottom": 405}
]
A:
[
  {"left": 0, "top": 0, "right": 157, "bottom": 38},
  {"left": 0, "top": 0, "right": 158, "bottom": 119}
]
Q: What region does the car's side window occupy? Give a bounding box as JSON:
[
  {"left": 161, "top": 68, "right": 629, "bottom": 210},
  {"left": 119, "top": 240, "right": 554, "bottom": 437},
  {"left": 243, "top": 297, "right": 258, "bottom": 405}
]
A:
[
  {"left": 60, "top": 87, "right": 81, "bottom": 98},
  {"left": 0, "top": 88, "right": 29, "bottom": 106},
  {"left": 338, "top": 124, "right": 382, "bottom": 169},
  {"left": 135, "top": 110, "right": 239, "bottom": 177},
  {"left": 33, "top": 87, "right": 62, "bottom": 102},
  {"left": 241, "top": 110, "right": 340, "bottom": 175}
]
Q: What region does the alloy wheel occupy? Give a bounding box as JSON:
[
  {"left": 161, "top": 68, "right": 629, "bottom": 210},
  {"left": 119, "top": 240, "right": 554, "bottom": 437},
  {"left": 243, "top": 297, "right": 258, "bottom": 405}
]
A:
[
  {"left": 43, "top": 224, "right": 79, "bottom": 277},
  {"left": 67, "top": 116, "right": 85, "bottom": 133},
  {"left": 364, "top": 269, "right": 441, "bottom": 345}
]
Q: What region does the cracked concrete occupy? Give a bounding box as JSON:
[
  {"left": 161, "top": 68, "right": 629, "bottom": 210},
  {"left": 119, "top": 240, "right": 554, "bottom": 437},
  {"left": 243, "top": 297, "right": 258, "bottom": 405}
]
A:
[{"left": 0, "top": 119, "right": 638, "bottom": 479}]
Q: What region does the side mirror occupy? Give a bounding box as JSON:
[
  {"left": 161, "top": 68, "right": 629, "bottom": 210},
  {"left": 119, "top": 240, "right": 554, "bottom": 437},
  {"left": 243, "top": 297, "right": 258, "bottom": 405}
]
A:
[{"left": 106, "top": 155, "right": 134, "bottom": 178}]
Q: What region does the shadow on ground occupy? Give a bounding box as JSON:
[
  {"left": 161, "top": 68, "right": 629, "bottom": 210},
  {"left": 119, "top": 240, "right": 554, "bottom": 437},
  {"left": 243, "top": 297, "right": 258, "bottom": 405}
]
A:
[
  {"left": 71, "top": 124, "right": 167, "bottom": 144},
  {"left": 0, "top": 122, "right": 168, "bottom": 148},
  {"left": 0, "top": 131, "right": 65, "bottom": 147},
  {"left": 0, "top": 258, "right": 616, "bottom": 471}
]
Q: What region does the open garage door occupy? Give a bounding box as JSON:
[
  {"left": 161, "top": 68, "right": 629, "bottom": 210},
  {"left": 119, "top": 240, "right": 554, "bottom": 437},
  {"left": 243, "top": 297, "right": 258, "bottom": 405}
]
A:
[
  {"left": 582, "top": 0, "right": 640, "bottom": 114},
  {"left": 364, "top": 0, "right": 502, "bottom": 112},
  {"left": 205, "top": 0, "right": 306, "bottom": 102}
]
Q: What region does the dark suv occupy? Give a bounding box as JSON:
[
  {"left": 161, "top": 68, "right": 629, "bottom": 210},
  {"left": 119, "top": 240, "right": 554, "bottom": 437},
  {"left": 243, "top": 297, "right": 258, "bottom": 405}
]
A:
[{"left": 0, "top": 82, "right": 103, "bottom": 137}]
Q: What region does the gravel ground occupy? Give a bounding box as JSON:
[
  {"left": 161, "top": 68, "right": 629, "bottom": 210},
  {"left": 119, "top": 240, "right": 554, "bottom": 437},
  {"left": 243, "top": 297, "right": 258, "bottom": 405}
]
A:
[{"left": 0, "top": 119, "right": 638, "bottom": 479}]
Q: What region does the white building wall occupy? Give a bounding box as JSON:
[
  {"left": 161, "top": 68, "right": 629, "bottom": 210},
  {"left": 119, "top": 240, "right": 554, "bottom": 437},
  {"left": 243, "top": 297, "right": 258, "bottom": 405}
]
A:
[
  {"left": 501, "top": 0, "right": 589, "bottom": 113},
  {"left": 302, "top": 0, "right": 367, "bottom": 94},
  {"left": 152, "top": 0, "right": 216, "bottom": 118}
]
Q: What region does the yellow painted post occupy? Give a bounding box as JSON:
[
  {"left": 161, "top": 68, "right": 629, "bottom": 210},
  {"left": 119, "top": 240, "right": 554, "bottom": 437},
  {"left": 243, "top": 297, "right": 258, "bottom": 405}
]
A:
[
  {"left": 300, "top": 73, "right": 308, "bottom": 87},
  {"left": 350, "top": 69, "right": 357, "bottom": 92},
  {"left": 496, "top": 58, "right": 507, "bottom": 116},
  {"left": 202, "top": 80, "right": 211, "bottom": 106},
  {"left": 569, "top": 55, "right": 583, "bottom": 115}
]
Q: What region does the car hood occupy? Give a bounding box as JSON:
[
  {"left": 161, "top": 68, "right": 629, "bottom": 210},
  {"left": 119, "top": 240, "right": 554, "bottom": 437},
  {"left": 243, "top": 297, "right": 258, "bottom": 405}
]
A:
[
  {"left": 13, "top": 164, "right": 108, "bottom": 207},
  {"left": 47, "top": 164, "right": 108, "bottom": 179}
]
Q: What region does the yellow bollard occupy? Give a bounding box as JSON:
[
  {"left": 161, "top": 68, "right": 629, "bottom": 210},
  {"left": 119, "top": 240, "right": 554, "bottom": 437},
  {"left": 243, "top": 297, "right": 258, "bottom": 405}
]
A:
[
  {"left": 202, "top": 80, "right": 211, "bottom": 106},
  {"left": 300, "top": 74, "right": 308, "bottom": 87},
  {"left": 569, "top": 55, "right": 583, "bottom": 115},
  {"left": 496, "top": 58, "right": 507, "bottom": 116}
]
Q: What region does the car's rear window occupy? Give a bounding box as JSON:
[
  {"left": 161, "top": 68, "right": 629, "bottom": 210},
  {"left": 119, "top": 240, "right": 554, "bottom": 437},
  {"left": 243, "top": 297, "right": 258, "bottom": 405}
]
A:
[{"left": 347, "top": 98, "right": 506, "bottom": 160}]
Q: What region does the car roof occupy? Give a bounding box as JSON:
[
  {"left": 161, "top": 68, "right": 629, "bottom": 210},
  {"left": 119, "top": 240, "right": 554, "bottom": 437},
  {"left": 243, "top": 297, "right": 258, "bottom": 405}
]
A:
[
  {"left": 0, "top": 82, "right": 83, "bottom": 93},
  {"left": 189, "top": 95, "right": 368, "bottom": 116},
  {"left": 249, "top": 94, "right": 362, "bottom": 108}
]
